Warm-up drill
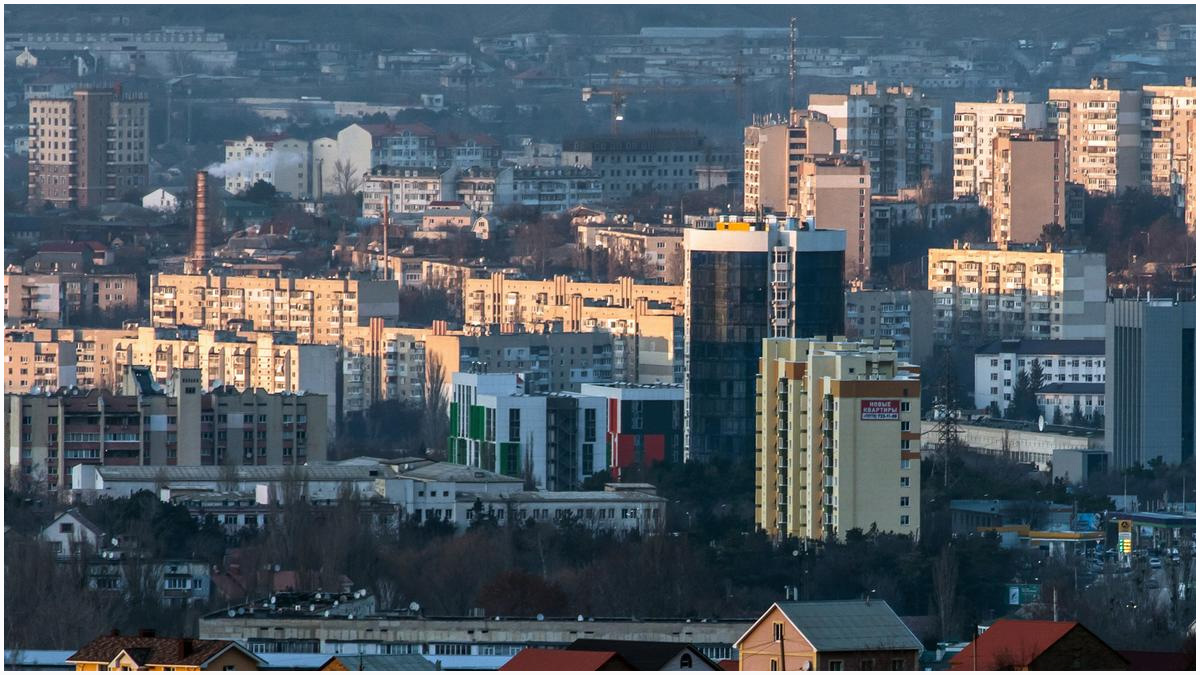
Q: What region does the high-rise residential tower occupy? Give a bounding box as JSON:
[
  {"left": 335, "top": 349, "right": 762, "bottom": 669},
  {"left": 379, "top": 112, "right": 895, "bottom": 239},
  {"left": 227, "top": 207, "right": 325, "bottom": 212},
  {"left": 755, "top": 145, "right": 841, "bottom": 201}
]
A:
[
  {"left": 951, "top": 90, "right": 1048, "bottom": 201},
  {"left": 28, "top": 86, "right": 150, "bottom": 210},
  {"left": 683, "top": 216, "right": 844, "bottom": 461},
  {"left": 743, "top": 109, "right": 837, "bottom": 214}
]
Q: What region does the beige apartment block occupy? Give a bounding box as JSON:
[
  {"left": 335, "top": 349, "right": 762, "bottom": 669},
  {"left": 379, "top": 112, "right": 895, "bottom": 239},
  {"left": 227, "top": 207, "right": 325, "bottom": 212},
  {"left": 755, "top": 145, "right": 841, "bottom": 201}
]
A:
[
  {"left": 808, "top": 82, "right": 943, "bottom": 195},
  {"left": 461, "top": 273, "right": 684, "bottom": 384},
  {"left": 952, "top": 90, "right": 1049, "bottom": 201},
  {"left": 4, "top": 272, "right": 139, "bottom": 324},
  {"left": 110, "top": 326, "right": 340, "bottom": 429},
  {"left": 792, "top": 155, "right": 872, "bottom": 280},
  {"left": 757, "top": 338, "right": 922, "bottom": 541},
  {"left": 1141, "top": 81, "right": 1196, "bottom": 234},
  {"left": 743, "top": 109, "right": 837, "bottom": 214},
  {"left": 4, "top": 332, "right": 78, "bottom": 393},
  {"left": 989, "top": 132, "right": 1066, "bottom": 243},
  {"left": 6, "top": 367, "right": 328, "bottom": 492},
  {"left": 577, "top": 225, "right": 685, "bottom": 283},
  {"left": 149, "top": 274, "right": 400, "bottom": 344},
  {"left": 28, "top": 87, "right": 150, "bottom": 210},
  {"left": 462, "top": 273, "right": 683, "bottom": 330},
  {"left": 1048, "top": 78, "right": 1142, "bottom": 194},
  {"left": 928, "top": 242, "right": 1106, "bottom": 345}
]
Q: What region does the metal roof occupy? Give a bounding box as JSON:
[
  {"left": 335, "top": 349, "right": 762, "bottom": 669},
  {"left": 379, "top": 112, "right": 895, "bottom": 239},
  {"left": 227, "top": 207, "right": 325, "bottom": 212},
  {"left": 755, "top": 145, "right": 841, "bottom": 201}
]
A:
[
  {"left": 975, "top": 339, "right": 1104, "bottom": 356},
  {"left": 96, "top": 464, "right": 384, "bottom": 482},
  {"left": 775, "top": 600, "right": 923, "bottom": 653}
]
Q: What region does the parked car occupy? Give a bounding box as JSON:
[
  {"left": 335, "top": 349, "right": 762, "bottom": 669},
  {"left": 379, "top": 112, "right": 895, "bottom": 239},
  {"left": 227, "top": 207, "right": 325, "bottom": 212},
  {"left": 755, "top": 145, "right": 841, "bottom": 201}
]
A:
[{"left": 1149, "top": 557, "right": 1162, "bottom": 569}]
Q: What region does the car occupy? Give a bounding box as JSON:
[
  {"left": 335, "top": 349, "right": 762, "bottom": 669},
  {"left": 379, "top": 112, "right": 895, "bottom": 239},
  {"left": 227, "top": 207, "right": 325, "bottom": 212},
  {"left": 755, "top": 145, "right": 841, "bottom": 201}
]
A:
[{"left": 1149, "top": 557, "right": 1162, "bottom": 569}]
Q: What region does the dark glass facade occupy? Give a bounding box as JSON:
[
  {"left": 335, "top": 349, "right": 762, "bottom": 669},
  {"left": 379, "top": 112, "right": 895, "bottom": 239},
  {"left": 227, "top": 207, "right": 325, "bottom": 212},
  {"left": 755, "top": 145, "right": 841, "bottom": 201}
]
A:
[{"left": 685, "top": 245, "right": 844, "bottom": 460}]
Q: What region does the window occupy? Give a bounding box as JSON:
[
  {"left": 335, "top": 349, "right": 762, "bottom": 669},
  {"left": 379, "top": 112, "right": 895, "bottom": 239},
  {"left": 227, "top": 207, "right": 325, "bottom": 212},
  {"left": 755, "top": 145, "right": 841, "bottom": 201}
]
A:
[
  {"left": 772, "top": 622, "right": 784, "bottom": 641},
  {"left": 900, "top": 496, "right": 910, "bottom": 507},
  {"left": 861, "top": 659, "right": 875, "bottom": 669},
  {"left": 680, "top": 654, "right": 693, "bottom": 669},
  {"left": 900, "top": 459, "right": 911, "bottom": 470},
  {"left": 900, "top": 476, "right": 910, "bottom": 487},
  {"left": 829, "top": 660, "right": 844, "bottom": 671},
  {"left": 900, "top": 515, "right": 910, "bottom": 525},
  {"left": 770, "top": 659, "right": 779, "bottom": 671},
  {"left": 900, "top": 421, "right": 910, "bottom": 431},
  {"left": 59, "top": 522, "right": 74, "bottom": 534}
]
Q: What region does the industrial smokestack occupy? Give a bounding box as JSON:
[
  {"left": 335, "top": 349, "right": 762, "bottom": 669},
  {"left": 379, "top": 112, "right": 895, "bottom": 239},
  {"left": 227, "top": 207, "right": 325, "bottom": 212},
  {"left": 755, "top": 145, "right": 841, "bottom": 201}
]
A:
[{"left": 190, "top": 170, "right": 209, "bottom": 274}]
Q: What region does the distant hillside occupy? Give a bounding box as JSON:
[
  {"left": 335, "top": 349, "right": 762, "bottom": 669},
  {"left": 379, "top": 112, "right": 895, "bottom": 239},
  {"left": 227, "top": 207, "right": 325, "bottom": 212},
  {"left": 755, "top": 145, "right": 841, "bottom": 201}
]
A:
[{"left": 6, "top": 4, "right": 1196, "bottom": 49}]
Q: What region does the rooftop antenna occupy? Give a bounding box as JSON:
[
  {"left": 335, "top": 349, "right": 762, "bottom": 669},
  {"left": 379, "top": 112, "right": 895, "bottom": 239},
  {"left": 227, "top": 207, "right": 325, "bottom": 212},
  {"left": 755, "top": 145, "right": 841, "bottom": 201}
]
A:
[{"left": 788, "top": 17, "right": 797, "bottom": 112}]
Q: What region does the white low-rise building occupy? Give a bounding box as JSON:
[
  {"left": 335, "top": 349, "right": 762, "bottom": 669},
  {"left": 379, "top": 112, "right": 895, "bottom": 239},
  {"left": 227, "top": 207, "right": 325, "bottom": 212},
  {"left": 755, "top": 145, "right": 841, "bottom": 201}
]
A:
[
  {"left": 974, "top": 338, "right": 1105, "bottom": 412},
  {"left": 459, "top": 483, "right": 666, "bottom": 534},
  {"left": 142, "top": 188, "right": 180, "bottom": 212}
]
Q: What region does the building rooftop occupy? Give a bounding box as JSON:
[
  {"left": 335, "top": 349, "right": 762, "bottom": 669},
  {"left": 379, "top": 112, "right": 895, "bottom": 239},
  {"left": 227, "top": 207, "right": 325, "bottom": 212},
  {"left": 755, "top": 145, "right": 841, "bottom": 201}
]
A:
[
  {"left": 976, "top": 339, "right": 1104, "bottom": 356},
  {"left": 741, "top": 600, "right": 922, "bottom": 653},
  {"left": 67, "top": 634, "right": 261, "bottom": 669},
  {"left": 501, "top": 648, "right": 631, "bottom": 671}
]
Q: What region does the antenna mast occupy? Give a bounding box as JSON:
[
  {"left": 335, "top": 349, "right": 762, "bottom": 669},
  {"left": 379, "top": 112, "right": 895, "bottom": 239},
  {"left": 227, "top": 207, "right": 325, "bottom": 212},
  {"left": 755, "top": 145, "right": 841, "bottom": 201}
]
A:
[{"left": 788, "top": 17, "right": 797, "bottom": 112}]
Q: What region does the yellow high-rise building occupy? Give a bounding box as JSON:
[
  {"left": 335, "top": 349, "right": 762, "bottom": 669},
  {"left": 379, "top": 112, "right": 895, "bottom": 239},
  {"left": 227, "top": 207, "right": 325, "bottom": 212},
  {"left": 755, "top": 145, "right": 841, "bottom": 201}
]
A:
[{"left": 757, "top": 338, "right": 921, "bottom": 542}]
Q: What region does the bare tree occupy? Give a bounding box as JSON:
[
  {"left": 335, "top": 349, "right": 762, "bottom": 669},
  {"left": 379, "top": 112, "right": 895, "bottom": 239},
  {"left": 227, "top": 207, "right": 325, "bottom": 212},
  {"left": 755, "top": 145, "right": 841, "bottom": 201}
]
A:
[
  {"left": 331, "top": 159, "right": 364, "bottom": 217},
  {"left": 422, "top": 352, "right": 449, "bottom": 460},
  {"left": 932, "top": 544, "right": 960, "bottom": 642}
]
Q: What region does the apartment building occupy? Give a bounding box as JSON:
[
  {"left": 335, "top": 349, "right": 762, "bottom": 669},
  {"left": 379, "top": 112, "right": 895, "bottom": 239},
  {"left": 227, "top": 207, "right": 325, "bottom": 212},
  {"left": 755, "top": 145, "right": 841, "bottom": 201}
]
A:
[
  {"left": 574, "top": 225, "right": 685, "bottom": 283},
  {"left": 1048, "top": 78, "right": 1142, "bottom": 194},
  {"left": 951, "top": 90, "right": 1048, "bottom": 201},
  {"left": 579, "top": 382, "right": 685, "bottom": 474},
  {"left": 989, "top": 132, "right": 1066, "bottom": 243},
  {"left": 340, "top": 319, "right": 427, "bottom": 410},
  {"left": 684, "top": 216, "right": 845, "bottom": 460},
  {"left": 6, "top": 367, "right": 328, "bottom": 491},
  {"left": 427, "top": 330, "right": 614, "bottom": 396},
  {"left": 4, "top": 331, "right": 78, "bottom": 392},
  {"left": 463, "top": 274, "right": 684, "bottom": 329},
  {"left": 337, "top": 122, "right": 439, "bottom": 175},
  {"left": 509, "top": 166, "right": 604, "bottom": 212},
  {"left": 844, "top": 289, "right": 934, "bottom": 365},
  {"left": 4, "top": 327, "right": 130, "bottom": 391},
  {"left": 148, "top": 274, "right": 400, "bottom": 345},
  {"left": 973, "top": 339, "right": 1105, "bottom": 413},
  {"left": 447, "top": 372, "right": 607, "bottom": 490},
  {"left": 757, "top": 338, "right": 922, "bottom": 541},
  {"left": 221, "top": 134, "right": 311, "bottom": 198},
  {"left": 792, "top": 155, "right": 872, "bottom": 280},
  {"left": 742, "top": 109, "right": 837, "bottom": 213},
  {"left": 1141, "top": 81, "right": 1196, "bottom": 233},
  {"left": 110, "top": 326, "right": 339, "bottom": 429},
  {"left": 462, "top": 273, "right": 683, "bottom": 384},
  {"left": 561, "top": 132, "right": 708, "bottom": 198},
  {"left": 927, "top": 242, "right": 1106, "bottom": 345},
  {"left": 27, "top": 86, "right": 150, "bottom": 210},
  {"left": 1105, "top": 299, "right": 1196, "bottom": 469},
  {"left": 808, "top": 82, "right": 943, "bottom": 195},
  {"left": 4, "top": 272, "right": 139, "bottom": 324},
  {"left": 361, "top": 166, "right": 446, "bottom": 217}
]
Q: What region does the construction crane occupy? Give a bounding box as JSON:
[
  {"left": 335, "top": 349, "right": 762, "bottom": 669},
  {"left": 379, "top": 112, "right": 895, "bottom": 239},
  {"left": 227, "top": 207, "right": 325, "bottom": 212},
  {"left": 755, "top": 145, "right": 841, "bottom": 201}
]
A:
[
  {"left": 658, "top": 63, "right": 749, "bottom": 122},
  {"left": 581, "top": 69, "right": 629, "bottom": 135}
]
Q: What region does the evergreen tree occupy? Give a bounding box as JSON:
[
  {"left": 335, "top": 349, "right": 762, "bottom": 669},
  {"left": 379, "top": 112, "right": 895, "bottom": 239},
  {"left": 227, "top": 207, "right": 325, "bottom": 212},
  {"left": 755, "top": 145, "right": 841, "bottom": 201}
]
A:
[
  {"left": 1053, "top": 407, "right": 1064, "bottom": 425},
  {"left": 1071, "top": 399, "right": 1085, "bottom": 426}
]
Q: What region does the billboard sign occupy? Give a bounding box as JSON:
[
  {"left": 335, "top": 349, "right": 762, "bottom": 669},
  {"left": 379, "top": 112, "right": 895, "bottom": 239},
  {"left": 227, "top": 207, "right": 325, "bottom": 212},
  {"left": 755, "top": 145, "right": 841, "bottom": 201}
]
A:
[{"left": 861, "top": 399, "right": 900, "bottom": 420}]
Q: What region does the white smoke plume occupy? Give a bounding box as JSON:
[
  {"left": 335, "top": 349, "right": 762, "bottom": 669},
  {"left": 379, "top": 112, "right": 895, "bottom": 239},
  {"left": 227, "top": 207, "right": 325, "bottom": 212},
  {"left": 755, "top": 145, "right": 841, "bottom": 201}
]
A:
[{"left": 204, "top": 151, "right": 305, "bottom": 179}]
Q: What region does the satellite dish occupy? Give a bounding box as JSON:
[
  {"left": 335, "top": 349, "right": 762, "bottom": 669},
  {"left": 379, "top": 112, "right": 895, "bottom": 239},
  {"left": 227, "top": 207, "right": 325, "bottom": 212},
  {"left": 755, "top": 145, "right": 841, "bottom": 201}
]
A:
[
  {"left": 111, "top": 537, "right": 119, "bottom": 546},
  {"left": 577, "top": 615, "right": 584, "bottom": 622},
  {"left": 270, "top": 595, "right": 277, "bottom": 604},
  {"left": 324, "top": 610, "right": 331, "bottom": 618},
  {"left": 273, "top": 564, "right": 281, "bottom": 572},
  {"left": 409, "top": 601, "right": 421, "bottom": 612},
  {"left": 536, "top": 613, "right": 545, "bottom": 621},
  {"left": 228, "top": 609, "right": 236, "bottom": 618},
  {"left": 1038, "top": 415, "right": 1045, "bottom": 432}
]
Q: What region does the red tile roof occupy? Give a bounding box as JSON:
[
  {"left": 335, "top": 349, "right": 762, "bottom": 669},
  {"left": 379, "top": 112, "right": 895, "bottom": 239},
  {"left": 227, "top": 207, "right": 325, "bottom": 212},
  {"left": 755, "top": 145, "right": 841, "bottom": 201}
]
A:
[
  {"left": 501, "top": 648, "right": 631, "bottom": 671},
  {"left": 950, "top": 620, "right": 1079, "bottom": 670},
  {"left": 718, "top": 658, "right": 739, "bottom": 671},
  {"left": 67, "top": 634, "right": 259, "bottom": 668}
]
